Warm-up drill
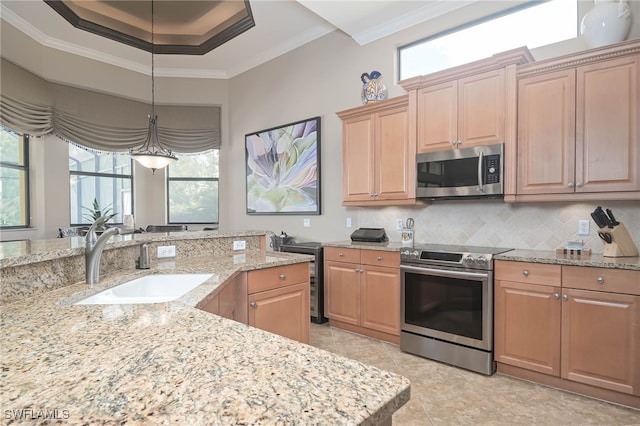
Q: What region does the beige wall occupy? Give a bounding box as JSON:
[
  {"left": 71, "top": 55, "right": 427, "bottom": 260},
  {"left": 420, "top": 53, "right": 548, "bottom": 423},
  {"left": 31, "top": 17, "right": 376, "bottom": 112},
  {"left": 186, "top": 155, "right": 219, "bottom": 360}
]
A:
[{"left": 1, "top": 0, "right": 639, "bottom": 247}]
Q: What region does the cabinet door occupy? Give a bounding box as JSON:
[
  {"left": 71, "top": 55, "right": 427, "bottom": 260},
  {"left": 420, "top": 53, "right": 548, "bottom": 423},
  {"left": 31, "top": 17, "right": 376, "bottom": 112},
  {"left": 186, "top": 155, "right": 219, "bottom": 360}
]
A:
[
  {"left": 576, "top": 55, "right": 639, "bottom": 193},
  {"left": 342, "top": 114, "right": 375, "bottom": 201},
  {"left": 561, "top": 289, "right": 639, "bottom": 395},
  {"left": 360, "top": 265, "right": 400, "bottom": 336},
  {"left": 417, "top": 80, "right": 457, "bottom": 152},
  {"left": 458, "top": 69, "right": 506, "bottom": 148},
  {"left": 248, "top": 282, "right": 309, "bottom": 344},
  {"left": 494, "top": 279, "right": 561, "bottom": 376},
  {"left": 375, "top": 104, "right": 414, "bottom": 200},
  {"left": 324, "top": 261, "right": 360, "bottom": 325},
  {"left": 517, "top": 69, "right": 576, "bottom": 194}
]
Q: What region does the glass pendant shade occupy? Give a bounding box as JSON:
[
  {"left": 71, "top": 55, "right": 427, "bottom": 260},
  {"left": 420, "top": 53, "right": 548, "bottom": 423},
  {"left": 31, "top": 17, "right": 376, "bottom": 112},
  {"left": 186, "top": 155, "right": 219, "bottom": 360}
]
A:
[
  {"left": 129, "top": 0, "right": 177, "bottom": 174},
  {"left": 130, "top": 114, "right": 177, "bottom": 173}
]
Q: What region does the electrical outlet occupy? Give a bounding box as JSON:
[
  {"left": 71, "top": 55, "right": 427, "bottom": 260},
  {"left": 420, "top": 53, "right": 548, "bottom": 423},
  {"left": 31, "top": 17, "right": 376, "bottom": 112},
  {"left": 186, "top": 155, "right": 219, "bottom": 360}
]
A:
[
  {"left": 233, "top": 240, "right": 246, "bottom": 251},
  {"left": 346, "top": 217, "right": 352, "bottom": 228},
  {"left": 396, "top": 219, "right": 404, "bottom": 231},
  {"left": 578, "top": 220, "right": 590, "bottom": 236},
  {"left": 157, "top": 245, "right": 176, "bottom": 258},
  {"left": 303, "top": 218, "right": 311, "bottom": 228}
]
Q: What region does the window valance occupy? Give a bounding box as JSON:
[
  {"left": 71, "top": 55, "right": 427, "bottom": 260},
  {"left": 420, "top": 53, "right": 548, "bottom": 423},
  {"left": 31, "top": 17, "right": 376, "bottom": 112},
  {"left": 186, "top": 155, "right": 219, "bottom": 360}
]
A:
[{"left": 0, "top": 59, "right": 221, "bottom": 152}]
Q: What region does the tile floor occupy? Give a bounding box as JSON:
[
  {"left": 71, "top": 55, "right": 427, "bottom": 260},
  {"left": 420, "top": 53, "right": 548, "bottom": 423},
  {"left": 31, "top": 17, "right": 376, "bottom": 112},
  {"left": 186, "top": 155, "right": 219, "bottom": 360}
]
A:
[{"left": 309, "top": 323, "right": 640, "bottom": 425}]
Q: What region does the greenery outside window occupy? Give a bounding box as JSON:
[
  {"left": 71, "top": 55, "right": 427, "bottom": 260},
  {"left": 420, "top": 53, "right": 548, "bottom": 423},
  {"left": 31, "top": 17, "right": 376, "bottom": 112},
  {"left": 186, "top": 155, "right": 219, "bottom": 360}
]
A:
[
  {"left": 167, "top": 151, "right": 219, "bottom": 225},
  {"left": 0, "top": 128, "right": 30, "bottom": 228},
  {"left": 69, "top": 144, "right": 132, "bottom": 226},
  {"left": 398, "top": 0, "right": 578, "bottom": 80}
]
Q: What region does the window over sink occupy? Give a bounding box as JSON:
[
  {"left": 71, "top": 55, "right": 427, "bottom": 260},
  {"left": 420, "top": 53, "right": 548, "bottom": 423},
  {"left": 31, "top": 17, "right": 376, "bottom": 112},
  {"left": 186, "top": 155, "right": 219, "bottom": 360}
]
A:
[
  {"left": 167, "top": 150, "right": 219, "bottom": 225},
  {"left": 69, "top": 144, "right": 132, "bottom": 226}
]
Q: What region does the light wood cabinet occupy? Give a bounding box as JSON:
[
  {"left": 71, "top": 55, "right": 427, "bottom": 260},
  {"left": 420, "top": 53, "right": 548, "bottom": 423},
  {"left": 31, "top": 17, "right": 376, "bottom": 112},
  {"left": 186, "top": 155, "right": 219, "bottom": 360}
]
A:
[
  {"left": 495, "top": 262, "right": 562, "bottom": 376},
  {"left": 198, "top": 273, "right": 248, "bottom": 323},
  {"left": 247, "top": 263, "right": 310, "bottom": 344},
  {"left": 417, "top": 69, "right": 505, "bottom": 153},
  {"left": 495, "top": 261, "right": 640, "bottom": 405},
  {"left": 337, "top": 95, "right": 417, "bottom": 206},
  {"left": 324, "top": 247, "right": 400, "bottom": 343},
  {"left": 515, "top": 42, "right": 639, "bottom": 201}
]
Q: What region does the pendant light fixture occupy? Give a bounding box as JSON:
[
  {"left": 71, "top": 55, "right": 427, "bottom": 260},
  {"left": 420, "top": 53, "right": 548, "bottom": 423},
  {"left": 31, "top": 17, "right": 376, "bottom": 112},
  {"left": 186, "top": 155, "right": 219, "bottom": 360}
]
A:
[{"left": 130, "top": 0, "right": 177, "bottom": 174}]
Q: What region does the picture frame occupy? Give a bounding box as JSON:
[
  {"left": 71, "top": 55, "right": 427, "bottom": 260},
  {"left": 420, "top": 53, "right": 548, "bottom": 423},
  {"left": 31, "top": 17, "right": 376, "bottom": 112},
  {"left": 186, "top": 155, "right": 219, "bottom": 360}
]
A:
[{"left": 245, "top": 116, "right": 321, "bottom": 215}]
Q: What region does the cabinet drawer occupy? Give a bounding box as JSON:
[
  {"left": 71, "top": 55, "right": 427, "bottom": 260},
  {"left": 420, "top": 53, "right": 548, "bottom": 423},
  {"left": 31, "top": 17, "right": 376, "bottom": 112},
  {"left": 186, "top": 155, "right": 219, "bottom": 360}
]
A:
[
  {"left": 247, "top": 263, "right": 309, "bottom": 294},
  {"left": 562, "top": 266, "right": 640, "bottom": 295},
  {"left": 325, "top": 247, "right": 361, "bottom": 263},
  {"left": 361, "top": 250, "right": 400, "bottom": 268},
  {"left": 495, "top": 261, "right": 561, "bottom": 286}
]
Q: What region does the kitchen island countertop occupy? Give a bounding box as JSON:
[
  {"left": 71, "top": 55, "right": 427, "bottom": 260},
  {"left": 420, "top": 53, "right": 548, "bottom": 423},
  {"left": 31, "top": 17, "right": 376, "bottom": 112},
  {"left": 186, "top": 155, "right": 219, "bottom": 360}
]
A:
[{"left": 0, "top": 243, "right": 410, "bottom": 425}]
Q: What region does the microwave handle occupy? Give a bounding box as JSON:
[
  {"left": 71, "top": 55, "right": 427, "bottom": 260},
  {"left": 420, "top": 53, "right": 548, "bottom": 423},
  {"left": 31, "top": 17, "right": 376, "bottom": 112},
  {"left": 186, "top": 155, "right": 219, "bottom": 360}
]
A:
[{"left": 478, "top": 150, "right": 485, "bottom": 193}]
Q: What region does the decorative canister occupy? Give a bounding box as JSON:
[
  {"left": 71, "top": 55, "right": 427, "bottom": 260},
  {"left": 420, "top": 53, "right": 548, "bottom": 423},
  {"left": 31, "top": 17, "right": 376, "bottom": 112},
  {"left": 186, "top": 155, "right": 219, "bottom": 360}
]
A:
[
  {"left": 580, "top": 0, "right": 631, "bottom": 48},
  {"left": 361, "top": 71, "right": 388, "bottom": 104}
]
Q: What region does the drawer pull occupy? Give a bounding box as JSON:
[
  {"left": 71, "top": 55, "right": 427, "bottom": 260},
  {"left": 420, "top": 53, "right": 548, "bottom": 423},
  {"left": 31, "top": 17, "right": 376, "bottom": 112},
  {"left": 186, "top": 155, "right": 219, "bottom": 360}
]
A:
[
  {"left": 553, "top": 293, "right": 560, "bottom": 300},
  {"left": 597, "top": 276, "right": 605, "bottom": 284},
  {"left": 523, "top": 270, "right": 529, "bottom": 277},
  {"left": 562, "top": 294, "right": 569, "bottom": 301},
  {"left": 338, "top": 252, "right": 344, "bottom": 257},
  {"left": 250, "top": 302, "right": 258, "bottom": 309},
  {"left": 279, "top": 274, "right": 286, "bottom": 280},
  {"left": 377, "top": 256, "right": 382, "bottom": 261}
]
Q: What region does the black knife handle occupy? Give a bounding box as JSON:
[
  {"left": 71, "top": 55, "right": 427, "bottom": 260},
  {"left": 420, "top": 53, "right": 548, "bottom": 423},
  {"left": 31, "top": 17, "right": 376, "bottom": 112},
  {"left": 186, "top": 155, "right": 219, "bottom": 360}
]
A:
[{"left": 605, "top": 209, "right": 619, "bottom": 226}]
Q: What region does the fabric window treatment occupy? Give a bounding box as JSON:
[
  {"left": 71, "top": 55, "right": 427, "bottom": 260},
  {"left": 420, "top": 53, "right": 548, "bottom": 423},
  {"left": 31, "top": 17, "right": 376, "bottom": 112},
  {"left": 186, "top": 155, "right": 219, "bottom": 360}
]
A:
[{"left": 0, "top": 59, "right": 221, "bottom": 152}]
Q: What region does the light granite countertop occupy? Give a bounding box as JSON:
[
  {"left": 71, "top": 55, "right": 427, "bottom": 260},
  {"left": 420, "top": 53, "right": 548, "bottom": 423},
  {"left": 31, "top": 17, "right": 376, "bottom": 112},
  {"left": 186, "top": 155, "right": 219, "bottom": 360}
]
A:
[
  {"left": 495, "top": 249, "right": 640, "bottom": 271},
  {"left": 322, "top": 240, "right": 640, "bottom": 270},
  {"left": 0, "top": 247, "right": 410, "bottom": 424}
]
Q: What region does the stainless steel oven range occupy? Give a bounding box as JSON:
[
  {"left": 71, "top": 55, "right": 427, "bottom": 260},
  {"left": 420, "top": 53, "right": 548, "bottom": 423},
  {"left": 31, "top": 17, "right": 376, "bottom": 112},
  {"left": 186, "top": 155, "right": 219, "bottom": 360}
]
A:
[{"left": 400, "top": 244, "right": 512, "bottom": 375}]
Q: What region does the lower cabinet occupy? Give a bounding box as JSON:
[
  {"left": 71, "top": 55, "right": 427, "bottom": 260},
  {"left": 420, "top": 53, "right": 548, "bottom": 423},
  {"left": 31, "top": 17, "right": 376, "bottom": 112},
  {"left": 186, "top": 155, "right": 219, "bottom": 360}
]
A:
[
  {"left": 199, "top": 262, "right": 310, "bottom": 344},
  {"left": 247, "top": 263, "right": 310, "bottom": 344},
  {"left": 495, "top": 261, "right": 640, "bottom": 406},
  {"left": 324, "top": 247, "right": 400, "bottom": 343}
]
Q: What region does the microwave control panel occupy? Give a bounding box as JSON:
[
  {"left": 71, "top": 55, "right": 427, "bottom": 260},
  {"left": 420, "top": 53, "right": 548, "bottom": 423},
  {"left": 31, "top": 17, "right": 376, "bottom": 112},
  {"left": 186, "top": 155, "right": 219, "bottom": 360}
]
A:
[{"left": 484, "top": 154, "right": 501, "bottom": 184}]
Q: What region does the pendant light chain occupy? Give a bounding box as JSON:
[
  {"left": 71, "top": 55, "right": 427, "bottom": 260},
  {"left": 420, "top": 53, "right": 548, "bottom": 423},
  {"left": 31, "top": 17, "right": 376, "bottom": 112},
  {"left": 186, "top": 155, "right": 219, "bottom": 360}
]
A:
[{"left": 151, "top": 0, "right": 155, "bottom": 116}]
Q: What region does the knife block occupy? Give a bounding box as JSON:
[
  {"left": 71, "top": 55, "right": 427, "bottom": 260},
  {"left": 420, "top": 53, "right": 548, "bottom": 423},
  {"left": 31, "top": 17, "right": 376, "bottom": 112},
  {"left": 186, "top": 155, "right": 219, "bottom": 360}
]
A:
[{"left": 603, "top": 222, "right": 639, "bottom": 258}]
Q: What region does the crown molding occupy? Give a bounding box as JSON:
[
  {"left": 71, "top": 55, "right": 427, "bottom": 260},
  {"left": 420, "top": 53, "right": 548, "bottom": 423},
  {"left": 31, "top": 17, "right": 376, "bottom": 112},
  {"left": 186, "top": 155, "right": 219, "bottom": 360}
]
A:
[{"left": 352, "top": 0, "right": 476, "bottom": 46}]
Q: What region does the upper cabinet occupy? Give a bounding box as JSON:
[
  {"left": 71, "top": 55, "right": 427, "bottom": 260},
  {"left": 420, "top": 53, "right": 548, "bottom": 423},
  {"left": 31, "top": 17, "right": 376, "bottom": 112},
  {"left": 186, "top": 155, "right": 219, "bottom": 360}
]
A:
[
  {"left": 416, "top": 68, "right": 506, "bottom": 152},
  {"left": 337, "top": 94, "right": 417, "bottom": 206},
  {"left": 514, "top": 40, "right": 640, "bottom": 202}
]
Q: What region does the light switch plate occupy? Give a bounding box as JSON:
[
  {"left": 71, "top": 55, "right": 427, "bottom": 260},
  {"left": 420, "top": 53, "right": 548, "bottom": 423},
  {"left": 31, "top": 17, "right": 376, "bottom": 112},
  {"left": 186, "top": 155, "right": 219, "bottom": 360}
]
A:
[
  {"left": 396, "top": 219, "right": 404, "bottom": 231},
  {"left": 303, "top": 218, "right": 310, "bottom": 228},
  {"left": 346, "top": 217, "right": 352, "bottom": 228},
  {"left": 233, "top": 240, "right": 246, "bottom": 250}
]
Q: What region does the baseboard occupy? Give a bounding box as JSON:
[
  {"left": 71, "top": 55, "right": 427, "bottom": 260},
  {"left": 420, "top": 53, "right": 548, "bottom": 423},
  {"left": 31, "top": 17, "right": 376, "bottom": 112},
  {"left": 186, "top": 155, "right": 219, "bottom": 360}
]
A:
[{"left": 497, "top": 363, "right": 640, "bottom": 410}]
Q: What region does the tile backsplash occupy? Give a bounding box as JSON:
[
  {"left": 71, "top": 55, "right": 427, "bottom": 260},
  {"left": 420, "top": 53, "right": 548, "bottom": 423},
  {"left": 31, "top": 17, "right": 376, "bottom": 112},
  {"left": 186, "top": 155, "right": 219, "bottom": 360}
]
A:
[{"left": 357, "top": 200, "right": 639, "bottom": 253}]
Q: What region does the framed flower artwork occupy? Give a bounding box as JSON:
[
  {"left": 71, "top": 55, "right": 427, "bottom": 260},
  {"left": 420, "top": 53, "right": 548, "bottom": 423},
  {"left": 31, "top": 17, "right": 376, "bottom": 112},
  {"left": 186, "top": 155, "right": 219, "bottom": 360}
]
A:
[{"left": 245, "top": 116, "right": 321, "bottom": 215}]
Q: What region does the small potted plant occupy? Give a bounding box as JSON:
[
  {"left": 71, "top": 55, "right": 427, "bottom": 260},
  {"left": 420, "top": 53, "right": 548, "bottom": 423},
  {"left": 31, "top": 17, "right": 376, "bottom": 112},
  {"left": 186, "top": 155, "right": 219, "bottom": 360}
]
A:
[{"left": 82, "top": 198, "right": 117, "bottom": 231}]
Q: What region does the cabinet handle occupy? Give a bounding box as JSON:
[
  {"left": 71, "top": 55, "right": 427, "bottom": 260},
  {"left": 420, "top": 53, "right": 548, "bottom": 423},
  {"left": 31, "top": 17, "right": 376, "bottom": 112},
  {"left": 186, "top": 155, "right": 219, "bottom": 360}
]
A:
[
  {"left": 522, "top": 270, "right": 529, "bottom": 277},
  {"left": 597, "top": 276, "right": 605, "bottom": 284},
  {"left": 377, "top": 256, "right": 382, "bottom": 261},
  {"left": 553, "top": 293, "right": 560, "bottom": 300},
  {"left": 372, "top": 192, "right": 378, "bottom": 197},
  {"left": 562, "top": 294, "right": 569, "bottom": 301},
  {"left": 338, "top": 252, "right": 344, "bottom": 257},
  {"left": 567, "top": 182, "right": 574, "bottom": 188},
  {"left": 279, "top": 274, "right": 286, "bottom": 280},
  {"left": 576, "top": 182, "right": 583, "bottom": 188},
  {"left": 250, "top": 302, "right": 258, "bottom": 309}
]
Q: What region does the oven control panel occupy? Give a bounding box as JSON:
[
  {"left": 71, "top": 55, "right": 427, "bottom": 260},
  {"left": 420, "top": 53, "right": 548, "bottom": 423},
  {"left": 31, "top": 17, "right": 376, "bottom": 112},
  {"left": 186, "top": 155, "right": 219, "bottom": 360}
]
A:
[{"left": 400, "top": 248, "right": 495, "bottom": 270}]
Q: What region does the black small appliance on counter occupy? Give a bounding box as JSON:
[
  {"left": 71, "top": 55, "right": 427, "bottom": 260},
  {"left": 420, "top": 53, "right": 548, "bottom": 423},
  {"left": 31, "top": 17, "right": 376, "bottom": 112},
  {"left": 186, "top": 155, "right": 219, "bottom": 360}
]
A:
[{"left": 350, "top": 228, "right": 388, "bottom": 243}]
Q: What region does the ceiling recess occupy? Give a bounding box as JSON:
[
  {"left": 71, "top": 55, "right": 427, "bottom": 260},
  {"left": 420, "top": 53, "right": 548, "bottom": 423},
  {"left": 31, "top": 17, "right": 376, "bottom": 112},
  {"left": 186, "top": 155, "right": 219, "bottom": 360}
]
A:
[{"left": 44, "top": 0, "right": 255, "bottom": 55}]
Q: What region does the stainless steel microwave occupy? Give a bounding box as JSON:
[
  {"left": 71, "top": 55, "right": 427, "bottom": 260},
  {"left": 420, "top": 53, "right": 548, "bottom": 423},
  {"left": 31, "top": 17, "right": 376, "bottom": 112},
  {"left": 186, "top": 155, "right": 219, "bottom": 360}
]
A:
[{"left": 416, "top": 143, "right": 504, "bottom": 199}]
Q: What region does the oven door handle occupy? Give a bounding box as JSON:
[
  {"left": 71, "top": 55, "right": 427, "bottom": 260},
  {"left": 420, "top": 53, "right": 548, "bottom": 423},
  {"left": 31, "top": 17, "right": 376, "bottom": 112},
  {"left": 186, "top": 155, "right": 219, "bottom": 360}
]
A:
[{"left": 401, "top": 264, "right": 489, "bottom": 280}]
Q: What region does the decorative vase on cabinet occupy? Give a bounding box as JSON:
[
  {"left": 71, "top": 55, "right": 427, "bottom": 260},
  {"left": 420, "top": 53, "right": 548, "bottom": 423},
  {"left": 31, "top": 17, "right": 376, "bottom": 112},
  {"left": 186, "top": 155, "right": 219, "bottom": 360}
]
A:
[
  {"left": 580, "top": 0, "right": 631, "bottom": 48},
  {"left": 361, "top": 71, "right": 388, "bottom": 104}
]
